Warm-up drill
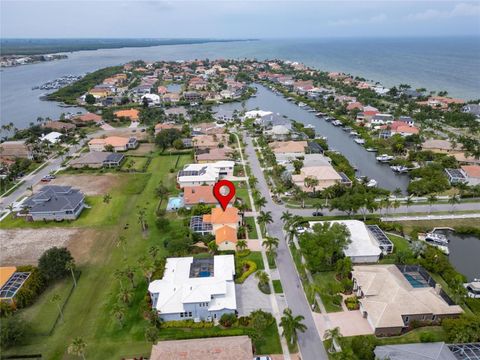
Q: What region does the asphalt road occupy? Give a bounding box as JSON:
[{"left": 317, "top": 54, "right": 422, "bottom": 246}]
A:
[{"left": 244, "top": 132, "right": 329, "bottom": 360}]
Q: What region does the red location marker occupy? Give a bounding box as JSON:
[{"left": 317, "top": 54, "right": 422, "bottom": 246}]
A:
[{"left": 213, "top": 180, "right": 236, "bottom": 211}]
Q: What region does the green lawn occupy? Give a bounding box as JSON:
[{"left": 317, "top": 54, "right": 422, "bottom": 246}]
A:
[
  {"left": 242, "top": 251, "right": 265, "bottom": 270},
  {"left": 245, "top": 217, "right": 258, "bottom": 239},
  {"left": 122, "top": 156, "right": 149, "bottom": 172},
  {"left": 234, "top": 182, "right": 252, "bottom": 210},
  {"left": 313, "top": 272, "right": 343, "bottom": 313},
  {"left": 272, "top": 280, "right": 283, "bottom": 294}
]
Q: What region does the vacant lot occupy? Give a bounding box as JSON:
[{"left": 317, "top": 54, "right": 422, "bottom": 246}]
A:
[
  {"left": 35, "top": 173, "right": 122, "bottom": 195},
  {"left": 127, "top": 143, "right": 156, "bottom": 155},
  {"left": 0, "top": 228, "right": 95, "bottom": 265}
]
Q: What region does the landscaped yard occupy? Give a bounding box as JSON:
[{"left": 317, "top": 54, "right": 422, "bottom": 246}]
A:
[
  {"left": 313, "top": 271, "right": 343, "bottom": 313},
  {"left": 122, "top": 156, "right": 149, "bottom": 172},
  {"left": 234, "top": 181, "right": 252, "bottom": 210},
  {"left": 245, "top": 216, "right": 258, "bottom": 239},
  {"left": 241, "top": 251, "right": 265, "bottom": 270},
  {"left": 272, "top": 279, "right": 283, "bottom": 293}
]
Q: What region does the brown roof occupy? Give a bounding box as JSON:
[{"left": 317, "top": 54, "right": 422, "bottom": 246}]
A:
[
  {"left": 461, "top": 165, "right": 480, "bottom": 178},
  {"left": 203, "top": 207, "right": 239, "bottom": 225},
  {"left": 0, "top": 140, "right": 31, "bottom": 158},
  {"left": 183, "top": 186, "right": 217, "bottom": 205},
  {"left": 196, "top": 148, "right": 231, "bottom": 162},
  {"left": 215, "top": 225, "right": 238, "bottom": 245},
  {"left": 89, "top": 136, "right": 130, "bottom": 147},
  {"left": 43, "top": 121, "right": 76, "bottom": 131},
  {"left": 0, "top": 267, "right": 16, "bottom": 289},
  {"left": 269, "top": 141, "right": 307, "bottom": 154},
  {"left": 74, "top": 113, "right": 102, "bottom": 123},
  {"left": 114, "top": 108, "right": 139, "bottom": 121},
  {"left": 150, "top": 336, "right": 253, "bottom": 360}
]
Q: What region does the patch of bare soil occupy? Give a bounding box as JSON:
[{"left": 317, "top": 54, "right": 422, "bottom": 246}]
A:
[
  {"left": 0, "top": 228, "right": 95, "bottom": 266},
  {"left": 35, "top": 173, "right": 121, "bottom": 195},
  {"left": 126, "top": 143, "right": 156, "bottom": 155}
]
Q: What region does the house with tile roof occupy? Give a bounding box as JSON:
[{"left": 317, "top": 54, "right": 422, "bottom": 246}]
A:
[
  {"left": 183, "top": 185, "right": 234, "bottom": 208},
  {"left": 88, "top": 136, "right": 138, "bottom": 152},
  {"left": 114, "top": 108, "right": 139, "bottom": 121},
  {"left": 148, "top": 255, "right": 236, "bottom": 321}
]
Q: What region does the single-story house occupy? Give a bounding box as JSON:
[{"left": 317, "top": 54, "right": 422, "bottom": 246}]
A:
[
  {"left": 23, "top": 185, "right": 85, "bottom": 221},
  {"left": 43, "top": 121, "right": 76, "bottom": 132},
  {"left": 374, "top": 342, "right": 479, "bottom": 360},
  {"left": 421, "top": 139, "right": 462, "bottom": 154},
  {"left": 114, "top": 108, "right": 139, "bottom": 121},
  {"left": 183, "top": 185, "right": 234, "bottom": 208},
  {"left": 460, "top": 165, "right": 480, "bottom": 186},
  {"left": 353, "top": 264, "right": 463, "bottom": 336},
  {"left": 292, "top": 165, "right": 343, "bottom": 192},
  {"left": 88, "top": 136, "right": 138, "bottom": 152},
  {"left": 214, "top": 109, "right": 236, "bottom": 122},
  {"left": 196, "top": 148, "right": 231, "bottom": 163},
  {"left": 149, "top": 336, "right": 253, "bottom": 360},
  {"left": 265, "top": 124, "right": 291, "bottom": 141},
  {"left": 148, "top": 255, "right": 236, "bottom": 321},
  {"left": 164, "top": 106, "right": 189, "bottom": 119},
  {"left": 269, "top": 141, "right": 307, "bottom": 156},
  {"left": 40, "top": 131, "right": 63, "bottom": 144},
  {"left": 177, "top": 161, "right": 234, "bottom": 188},
  {"left": 154, "top": 123, "right": 182, "bottom": 136},
  {"left": 0, "top": 140, "right": 34, "bottom": 160},
  {"left": 69, "top": 152, "right": 124, "bottom": 168},
  {"left": 215, "top": 225, "right": 238, "bottom": 251},
  {"left": 73, "top": 112, "right": 103, "bottom": 124}
]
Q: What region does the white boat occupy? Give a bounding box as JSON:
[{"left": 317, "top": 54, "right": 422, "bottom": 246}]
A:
[
  {"left": 298, "top": 102, "right": 307, "bottom": 107},
  {"left": 365, "top": 147, "right": 378, "bottom": 152},
  {"left": 332, "top": 120, "right": 342, "bottom": 126},
  {"left": 366, "top": 179, "right": 377, "bottom": 188},
  {"left": 390, "top": 165, "right": 409, "bottom": 173},
  {"left": 307, "top": 109, "right": 316, "bottom": 113},
  {"left": 315, "top": 135, "right": 327, "bottom": 140},
  {"left": 350, "top": 131, "right": 359, "bottom": 136},
  {"left": 316, "top": 112, "right": 326, "bottom": 117},
  {"left": 418, "top": 233, "right": 450, "bottom": 255},
  {"left": 464, "top": 279, "right": 480, "bottom": 298},
  {"left": 425, "top": 232, "right": 449, "bottom": 245},
  {"left": 305, "top": 124, "right": 315, "bottom": 129},
  {"left": 354, "top": 138, "right": 365, "bottom": 144},
  {"left": 376, "top": 154, "right": 394, "bottom": 163}
]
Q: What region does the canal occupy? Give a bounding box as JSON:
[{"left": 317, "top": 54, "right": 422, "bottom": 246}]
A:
[{"left": 216, "top": 84, "right": 410, "bottom": 192}]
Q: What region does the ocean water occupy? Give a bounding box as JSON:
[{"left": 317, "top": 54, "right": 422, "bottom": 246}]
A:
[{"left": 1, "top": 37, "right": 479, "bottom": 129}]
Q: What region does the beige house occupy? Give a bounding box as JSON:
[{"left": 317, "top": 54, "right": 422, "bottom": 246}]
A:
[
  {"left": 353, "top": 264, "right": 463, "bottom": 336},
  {"left": 0, "top": 140, "right": 33, "bottom": 160},
  {"left": 292, "top": 165, "right": 342, "bottom": 192},
  {"left": 88, "top": 136, "right": 138, "bottom": 152},
  {"left": 202, "top": 207, "right": 241, "bottom": 251},
  {"left": 269, "top": 140, "right": 307, "bottom": 155},
  {"left": 421, "top": 139, "right": 461, "bottom": 154}
]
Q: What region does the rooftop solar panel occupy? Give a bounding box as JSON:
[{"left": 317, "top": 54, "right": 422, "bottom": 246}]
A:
[{"left": 0, "top": 272, "right": 30, "bottom": 299}]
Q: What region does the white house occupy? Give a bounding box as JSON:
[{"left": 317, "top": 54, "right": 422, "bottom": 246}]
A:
[
  {"left": 243, "top": 110, "right": 273, "bottom": 122},
  {"left": 177, "top": 161, "right": 234, "bottom": 188},
  {"left": 142, "top": 93, "right": 161, "bottom": 105},
  {"left": 148, "top": 255, "right": 236, "bottom": 321},
  {"left": 40, "top": 131, "right": 63, "bottom": 144},
  {"left": 309, "top": 220, "right": 382, "bottom": 263}
]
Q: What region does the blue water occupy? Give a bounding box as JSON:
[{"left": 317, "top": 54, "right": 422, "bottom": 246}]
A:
[
  {"left": 199, "top": 271, "right": 211, "bottom": 277},
  {"left": 166, "top": 196, "right": 184, "bottom": 211},
  {"left": 403, "top": 273, "right": 428, "bottom": 288},
  {"left": 1, "top": 37, "right": 479, "bottom": 128}
]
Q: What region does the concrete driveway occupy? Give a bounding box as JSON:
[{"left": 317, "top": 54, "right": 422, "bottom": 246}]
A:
[
  {"left": 313, "top": 310, "right": 373, "bottom": 339},
  {"left": 236, "top": 273, "right": 272, "bottom": 316}
]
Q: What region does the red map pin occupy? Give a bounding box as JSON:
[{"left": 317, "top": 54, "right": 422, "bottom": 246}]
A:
[{"left": 213, "top": 180, "right": 236, "bottom": 211}]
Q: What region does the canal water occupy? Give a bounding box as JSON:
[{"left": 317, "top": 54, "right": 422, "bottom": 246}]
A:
[
  {"left": 437, "top": 230, "right": 480, "bottom": 282},
  {"left": 216, "top": 84, "right": 410, "bottom": 192}
]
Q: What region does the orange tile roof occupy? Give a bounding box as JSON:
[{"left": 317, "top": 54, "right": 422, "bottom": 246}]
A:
[
  {"left": 114, "top": 109, "right": 139, "bottom": 120},
  {"left": 203, "top": 207, "right": 239, "bottom": 224},
  {"left": 461, "top": 165, "right": 480, "bottom": 178},
  {"left": 89, "top": 136, "right": 130, "bottom": 147},
  {"left": 183, "top": 186, "right": 216, "bottom": 205},
  {"left": 215, "top": 225, "right": 238, "bottom": 245},
  {"left": 0, "top": 267, "right": 16, "bottom": 289},
  {"left": 75, "top": 113, "right": 102, "bottom": 123}
]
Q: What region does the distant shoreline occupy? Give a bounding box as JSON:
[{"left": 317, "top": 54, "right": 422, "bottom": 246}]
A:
[{"left": 0, "top": 38, "right": 256, "bottom": 56}]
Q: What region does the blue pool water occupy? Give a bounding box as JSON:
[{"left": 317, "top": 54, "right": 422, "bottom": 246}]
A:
[
  {"left": 166, "top": 196, "right": 184, "bottom": 211},
  {"left": 199, "top": 271, "right": 211, "bottom": 277},
  {"left": 404, "top": 273, "right": 427, "bottom": 288}
]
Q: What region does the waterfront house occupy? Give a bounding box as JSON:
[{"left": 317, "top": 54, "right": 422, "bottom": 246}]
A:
[
  {"left": 73, "top": 112, "right": 102, "bottom": 124},
  {"left": 352, "top": 264, "right": 463, "bottom": 336},
  {"left": 292, "top": 165, "right": 343, "bottom": 192},
  {"left": 148, "top": 255, "right": 236, "bottom": 321},
  {"left": 43, "top": 120, "right": 76, "bottom": 132},
  {"left": 460, "top": 165, "right": 480, "bottom": 186},
  {"left": 462, "top": 103, "right": 480, "bottom": 119},
  {"left": 0, "top": 140, "right": 34, "bottom": 160},
  {"left": 69, "top": 152, "right": 124, "bottom": 169},
  {"left": 154, "top": 123, "right": 182, "bottom": 136},
  {"left": 149, "top": 336, "right": 253, "bottom": 360},
  {"left": 88, "top": 136, "right": 138, "bottom": 152},
  {"left": 23, "top": 185, "right": 85, "bottom": 221},
  {"left": 177, "top": 161, "right": 234, "bottom": 188},
  {"left": 164, "top": 106, "right": 189, "bottom": 119},
  {"left": 375, "top": 342, "right": 479, "bottom": 360},
  {"left": 269, "top": 140, "right": 308, "bottom": 158},
  {"left": 40, "top": 131, "right": 63, "bottom": 144}
]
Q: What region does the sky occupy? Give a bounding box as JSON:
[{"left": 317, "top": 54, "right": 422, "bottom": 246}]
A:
[{"left": 1, "top": 0, "right": 479, "bottom": 38}]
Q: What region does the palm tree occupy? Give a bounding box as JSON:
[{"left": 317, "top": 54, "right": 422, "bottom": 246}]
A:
[
  {"left": 427, "top": 194, "right": 437, "bottom": 214},
  {"left": 279, "top": 308, "right": 307, "bottom": 346},
  {"left": 254, "top": 196, "right": 267, "bottom": 211},
  {"left": 286, "top": 226, "right": 299, "bottom": 246},
  {"left": 280, "top": 211, "right": 293, "bottom": 230},
  {"left": 324, "top": 327, "right": 343, "bottom": 353},
  {"left": 114, "top": 269, "right": 126, "bottom": 291},
  {"left": 262, "top": 236, "right": 279, "bottom": 256},
  {"left": 257, "top": 210, "right": 273, "bottom": 234},
  {"left": 51, "top": 293, "right": 64, "bottom": 322},
  {"left": 304, "top": 176, "right": 319, "bottom": 194},
  {"left": 124, "top": 266, "right": 136, "bottom": 288},
  {"left": 448, "top": 194, "right": 460, "bottom": 213},
  {"left": 65, "top": 260, "right": 77, "bottom": 287},
  {"left": 137, "top": 207, "right": 147, "bottom": 232},
  {"left": 111, "top": 304, "right": 126, "bottom": 327},
  {"left": 255, "top": 270, "right": 270, "bottom": 287},
  {"left": 117, "top": 235, "right": 127, "bottom": 258},
  {"left": 322, "top": 186, "right": 336, "bottom": 207},
  {"left": 236, "top": 239, "right": 248, "bottom": 252},
  {"left": 103, "top": 193, "right": 112, "bottom": 206},
  {"left": 393, "top": 187, "right": 402, "bottom": 198},
  {"left": 405, "top": 197, "right": 414, "bottom": 214},
  {"left": 148, "top": 246, "right": 159, "bottom": 260},
  {"left": 208, "top": 240, "right": 218, "bottom": 255},
  {"left": 118, "top": 288, "right": 133, "bottom": 304},
  {"left": 68, "top": 337, "right": 87, "bottom": 360}
]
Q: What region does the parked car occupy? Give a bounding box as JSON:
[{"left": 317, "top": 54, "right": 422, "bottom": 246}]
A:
[
  {"left": 296, "top": 226, "right": 306, "bottom": 234},
  {"left": 253, "top": 357, "right": 271, "bottom": 360},
  {"left": 41, "top": 175, "right": 56, "bottom": 182},
  {"left": 312, "top": 211, "right": 324, "bottom": 217}
]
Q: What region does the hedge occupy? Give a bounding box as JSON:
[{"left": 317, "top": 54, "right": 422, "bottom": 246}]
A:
[
  {"left": 160, "top": 320, "right": 215, "bottom": 329},
  {"left": 235, "top": 260, "right": 257, "bottom": 284}
]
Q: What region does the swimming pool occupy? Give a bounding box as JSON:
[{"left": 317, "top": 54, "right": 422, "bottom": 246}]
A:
[
  {"left": 404, "top": 273, "right": 428, "bottom": 288},
  {"left": 166, "top": 196, "right": 184, "bottom": 211}
]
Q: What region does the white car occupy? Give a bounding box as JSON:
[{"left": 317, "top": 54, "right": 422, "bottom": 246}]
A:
[
  {"left": 296, "top": 226, "right": 306, "bottom": 234},
  {"left": 253, "top": 357, "right": 271, "bottom": 360}
]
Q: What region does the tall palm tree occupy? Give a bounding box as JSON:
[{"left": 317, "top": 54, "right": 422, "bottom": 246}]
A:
[
  {"left": 280, "top": 211, "right": 293, "bottom": 230},
  {"left": 111, "top": 304, "right": 126, "bottom": 327},
  {"left": 257, "top": 210, "right": 273, "bottom": 234},
  {"left": 51, "top": 293, "right": 64, "bottom": 322},
  {"left": 117, "top": 235, "right": 127, "bottom": 258},
  {"left": 68, "top": 337, "right": 87, "bottom": 360},
  {"left": 262, "top": 236, "right": 279, "bottom": 256},
  {"left": 255, "top": 270, "right": 270, "bottom": 287},
  {"left": 208, "top": 240, "right": 218, "bottom": 255},
  {"left": 254, "top": 196, "right": 267, "bottom": 211},
  {"left": 279, "top": 308, "right": 307, "bottom": 346},
  {"left": 304, "top": 176, "right": 319, "bottom": 194},
  {"left": 405, "top": 197, "right": 414, "bottom": 214},
  {"left": 427, "top": 194, "right": 437, "bottom": 214},
  {"left": 65, "top": 260, "right": 77, "bottom": 287},
  {"left": 118, "top": 288, "right": 133, "bottom": 305},
  {"left": 286, "top": 226, "right": 299, "bottom": 246},
  {"left": 236, "top": 239, "right": 248, "bottom": 252},
  {"left": 448, "top": 194, "right": 460, "bottom": 213},
  {"left": 324, "top": 327, "right": 343, "bottom": 353}
]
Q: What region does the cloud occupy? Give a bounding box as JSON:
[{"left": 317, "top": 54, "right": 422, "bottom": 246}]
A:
[
  {"left": 406, "top": 2, "right": 480, "bottom": 21},
  {"left": 328, "top": 13, "right": 387, "bottom": 26}
]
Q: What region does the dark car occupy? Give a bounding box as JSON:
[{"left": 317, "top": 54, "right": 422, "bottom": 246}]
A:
[{"left": 312, "top": 211, "right": 324, "bottom": 217}]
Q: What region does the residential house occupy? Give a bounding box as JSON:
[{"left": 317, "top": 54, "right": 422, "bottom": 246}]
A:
[
  {"left": 291, "top": 164, "right": 342, "bottom": 192},
  {"left": 196, "top": 148, "right": 232, "bottom": 163},
  {"left": 352, "top": 264, "right": 463, "bottom": 336},
  {"left": 163, "top": 93, "right": 180, "bottom": 103},
  {"left": 73, "top": 112, "right": 102, "bottom": 124},
  {"left": 265, "top": 124, "right": 292, "bottom": 141},
  {"left": 445, "top": 168, "right": 467, "bottom": 184},
  {"left": 375, "top": 342, "right": 479, "bottom": 360},
  {"left": 380, "top": 121, "right": 420, "bottom": 138},
  {"left": 154, "top": 123, "right": 182, "bottom": 136},
  {"left": 177, "top": 161, "right": 234, "bottom": 188},
  {"left": 164, "top": 106, "right": 189, "bottom": 119},
  {"left": 69, "top": 152, "right": 124, "bottom": 169},
  {"left": 142, "top": 93, "right": 161, "bottom": 106},
  {"left": 40, "top": 131, "right": 63, "bottom": 144},
  {"left": 23, "top": 185, "right": 85, "bottom": 221},
  {"left": 149, "top": 336, "right": 253, "bottom": 360},
  {"left": 243, "top": 110, "right": 273, "bottom": 122},
  {"left": 193, "top": 134, "right": 230, "bottom": 150},
  {"left": 460, "top": 165, "right": 480, "bottom": 186},
  {"left": 88, "top": 136, "right": 138, "bottom": 152},
  {"left": 148, "top": 255, "right": 236, "bottom": 321},
  {"left": 462, "top": 104, "right": 480, "bottom": 119},
  {"left": 43, "top": 121, "right": 76, "bottom": 132},
  {"left": 0, "top": 140, "right": 34, "bottom": 160},
  {"left": 214, "top": 109, "right": 236, "bottom": 122},
  {"left": 204, "top": 207, "right": 241, "bottom": 250},
  {"left": 183, "top": 91, "right": 204, "bottom": 103},
  {"left": 270, "top": 141, "right": 308, "bottom": 159},
  {"left": 183, "top": 185, "right": 234, "bottom": 208},
  {"left": 0, "top": 267, "right": 31, "bottom": 304}
]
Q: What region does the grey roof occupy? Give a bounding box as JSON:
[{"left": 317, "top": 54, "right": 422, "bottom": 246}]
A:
[
  {"left": 24, "top": 185, "right": 84, "bottom": 213},
  {"left": 463, "top": 104, "right": 480, "bottom": 116},
  {"left": 375, "top": 342, "right": 456, "bottom": 360},
  {"left": 70, "top": 152, "right": 110, "bottom": 165},
  {"left": 105, "top": 153, "right": 124, "bottom": 163}
]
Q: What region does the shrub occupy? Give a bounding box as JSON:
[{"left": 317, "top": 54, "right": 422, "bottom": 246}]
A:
[
  {"left": 220, "top": 313, "right": 237, "bottom": 328},
  {"left": 14, "top": 266, "right": 47, "bottom": 309},
  {"left": 235, "top": 260, "right": 257, "bottom": 284},
  {"left": 159, "top": 320, "right": 214, "bottom": 329},
  {"left": 238, "top": 316, "right": 251, "bottom": 327},
  {"left": 0, "top": 315, "right": 26, "bottom": 349},
  {"left": 345, "top": 296, "right": 359, "bottom": 311},
  {"left": 420, "top": 332, "right": 436, "bottom": 343},
  {"left": 38, "top": 247, "right": 73, "bottom": 282}
]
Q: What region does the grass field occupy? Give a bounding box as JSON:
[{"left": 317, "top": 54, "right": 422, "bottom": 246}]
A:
[
  {"left": 234, "top": 182, "right": 252, "bottom": 210},
  {"left": 242, "top": 251, "right": 265, "bottom": 270},
  {"left": 313, "top": 272, "right": 343, "bottom": 313},
  {"left": 122, "top": 156, "right": 149, "bottom": 172},
  {"left": 272, "top": 280, "right": 283, "bottom": 293},
  {"left": 245, "top": 216, "right": 258, "bottom": 239},
  {"left": 5, "top": 153, "right": 282, "bottom": 359}
]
